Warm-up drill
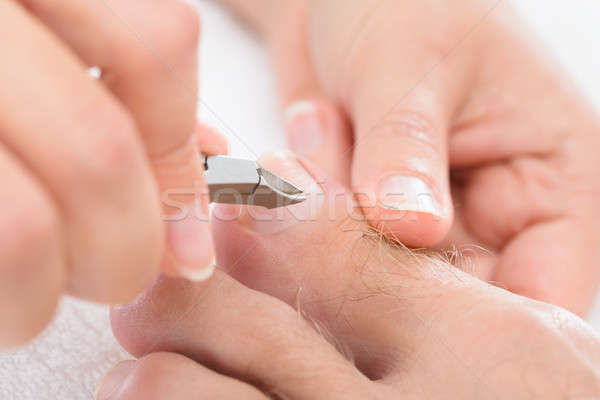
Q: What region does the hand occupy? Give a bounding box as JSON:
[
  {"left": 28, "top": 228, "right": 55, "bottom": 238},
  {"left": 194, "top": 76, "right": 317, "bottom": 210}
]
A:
[
  {"left": 220, "top": 0, "right": 600, "bottom": 315},
  {"left": 98, "top": 153, "right": 600, "bottom": 399},
  {"left": 0, "top": 1, "right": 225, "bottom": 347}
]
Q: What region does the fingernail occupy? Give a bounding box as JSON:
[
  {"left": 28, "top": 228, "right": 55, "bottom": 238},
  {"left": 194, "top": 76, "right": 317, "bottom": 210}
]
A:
[
  {"left": 285, "top": 101, "right": 324, "bottom": 157},
  {"left": 239, "top": 151, "right": 324, "bottom": 234},
  {"left": 377, "top": 175, "right": 441, "bottom": 216},
  {"left": 166, "top": 209, "right": 215, "bottom": 282},
  {"left": 95, "top": 360, "right": 135, "bottom": 400},
  {"left": 179, "top": 259, "right": 215, "bottom": 282}
]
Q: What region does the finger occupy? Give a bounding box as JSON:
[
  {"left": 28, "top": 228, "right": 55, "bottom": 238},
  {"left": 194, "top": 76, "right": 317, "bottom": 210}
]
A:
[
  {"left": 96, "top": 353, "right": 268, "bottom": 400},
  {"left": 0, "top": 145, "right": 63, "bottom": 347},
  {"left": 463, "top": 160, "right": 600, "bottom": 316},
  {"left": 493, "top": 217, "right": 599, "bottom": 317},
  {"left": 306, "top": 1, "right": 479, "bottom": 247},
  {"left": 196, "top": 122, "right": 229, "bottom": 156},
  {"left": 23, "top": 0, "right": 214, "bottom": 280},
  {"left": 347, "top": 49, "right": 459, "bottom": 248},
  {"left": 110, "top": 273, "right": 379, "bottom": 400},
  {"left": 0, "top": 1, "right": 161, "bottom": 302},
  {"left": 270, "top": 3, "right": 352, "bottom": 186}
]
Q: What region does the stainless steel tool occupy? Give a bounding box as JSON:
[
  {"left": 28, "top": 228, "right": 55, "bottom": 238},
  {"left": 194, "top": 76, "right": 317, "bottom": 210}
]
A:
[{"left": 203, "top": 155, "right": 306, "bottom": 209}]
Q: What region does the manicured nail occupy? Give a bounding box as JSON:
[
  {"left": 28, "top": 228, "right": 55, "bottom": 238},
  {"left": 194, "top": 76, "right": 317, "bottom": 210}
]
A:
[
  {"left": 238, "top": 151, "right": 323, "bottom": 234},
  {"left": 285, "top": 101, "right": 324, "bottom": 157},
  {"left": 377, "top": 175, "right": 441, "bottom": 216},
  {"left": 95, "top": 360, "right": 135, "bottom": 400},
  {"left": 166, "top": 208, "right": 215, "bottom": 282},
  {"left": 179, "top": 260, "right": 215, "bottom": 282}
]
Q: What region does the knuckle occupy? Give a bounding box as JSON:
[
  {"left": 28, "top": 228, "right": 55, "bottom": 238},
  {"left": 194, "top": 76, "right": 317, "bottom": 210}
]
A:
[
  {"left": 374, "top": 109, "right": 441, "bottom": 156},
  {"left": 541, "top": 303, "right": 600, "bottom": 344},
  {"left": 492, "top": 302, "right": 594, "bottom": 348},
  {"left": 468, "top": 303, "right": 600, "bottom": 396},
  {"left": 116, "top": 1, "right": 200, "bottom": 72},
  {"left": 66, "top": 100, "right": 141, "bottom": 190},
  {"left": 488, "top": 303, "right": 557, "bottom": 339},
  {"left": 163, "top": 1, "right": 202, "bottom": 50},
  {"left": 1, "top": 194, "right": 57, "bottom": 255},
  {"left": 89, "top": 123, "right": 139, "bottom": 181},
  {"left": 501, "top": 304, "right": 600, "bottom": 391}
]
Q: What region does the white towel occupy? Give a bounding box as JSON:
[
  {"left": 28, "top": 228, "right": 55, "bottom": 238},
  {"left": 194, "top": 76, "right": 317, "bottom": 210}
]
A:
[{"left": 0, "top": 299, "right": 127, "bottom": 400}]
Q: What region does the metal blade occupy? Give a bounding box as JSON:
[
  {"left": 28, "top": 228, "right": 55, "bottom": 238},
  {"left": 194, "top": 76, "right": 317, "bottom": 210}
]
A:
[
  {"left": 257, "top": 167, "right": 303, "bottom": 196},
  {"left": 204, "top": 155, "right": 306, "bottom": 209}
]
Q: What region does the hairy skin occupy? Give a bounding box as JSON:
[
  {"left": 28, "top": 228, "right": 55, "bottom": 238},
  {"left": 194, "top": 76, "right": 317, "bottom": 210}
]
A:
[
  {"left": 219, "top": 0, "right": 600, "bottom": 316},
  {"left": 99, "top": 154, "right": 600, "bottom": 400}
]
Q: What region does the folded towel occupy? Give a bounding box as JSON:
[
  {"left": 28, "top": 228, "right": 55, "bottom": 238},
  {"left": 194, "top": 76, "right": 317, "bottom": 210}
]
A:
[{"left": 0, "top": 298, "right": 128, "bottom": 400}]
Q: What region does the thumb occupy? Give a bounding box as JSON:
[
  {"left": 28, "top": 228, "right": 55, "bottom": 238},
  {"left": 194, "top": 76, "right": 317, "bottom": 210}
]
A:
[
  {"left": 318, "top": 17, "right": 469, "bottom": 247},
  {"left": 350, "top": 67, "right": 456, "bottom": 247}
]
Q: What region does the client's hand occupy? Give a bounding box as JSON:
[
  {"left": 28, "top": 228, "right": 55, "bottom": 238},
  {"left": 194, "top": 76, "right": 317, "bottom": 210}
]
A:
[
  {"left": 219, "top": 0, "right": 600, "bottom": 316},
  {"left": 97, "top": 153, "right": 600, "bottom": 400}
]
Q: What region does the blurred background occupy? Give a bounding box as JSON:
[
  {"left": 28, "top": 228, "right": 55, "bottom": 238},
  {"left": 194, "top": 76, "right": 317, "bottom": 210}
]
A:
[{"left": 1, "top": 1, "right": 599, "bottom": 398}]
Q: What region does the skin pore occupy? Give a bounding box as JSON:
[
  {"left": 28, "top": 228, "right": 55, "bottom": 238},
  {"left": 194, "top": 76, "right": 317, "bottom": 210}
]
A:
[{"left": 99, "top": 153, "right": 600, "bottom": 400}]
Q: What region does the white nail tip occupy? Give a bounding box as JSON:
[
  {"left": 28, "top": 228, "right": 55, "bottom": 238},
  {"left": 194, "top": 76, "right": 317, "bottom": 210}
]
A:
[
  {"left": 379, "top": 201, "right": 442, "bottom": 217},
  {"left": 284, "top": 100, "right": 317, "bottom": 121},
  {"left": 180, "top": 262, "right": 215, "bottom": 282},
  {"left": 377, "top": 175, "right": 442, "bottom": 216}
]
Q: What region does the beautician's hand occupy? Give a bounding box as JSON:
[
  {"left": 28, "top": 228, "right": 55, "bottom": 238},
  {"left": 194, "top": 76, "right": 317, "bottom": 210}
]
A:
[
  {"left": 221, "top": 0, "right": 600, "bottom": 315},
  {"left": 0, "top": 1, "right": 224, "bottom": 347},
  {"left": 99, "top": 153, "right": 600, "bottom": 399}
]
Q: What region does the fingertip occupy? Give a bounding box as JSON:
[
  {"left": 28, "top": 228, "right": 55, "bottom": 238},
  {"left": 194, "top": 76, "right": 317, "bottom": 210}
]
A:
[
  {"left": 196, "top": 122, "right": 229, "bottom": 156},
  {"left": 164, "top": 213, "right": 215, "bottom": 282},
  {"left": 354, "top": 172, "right": 453, "bottom": 247},
  {"left": 0, "top": 296, "right": 59, "bottom": 349}
]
